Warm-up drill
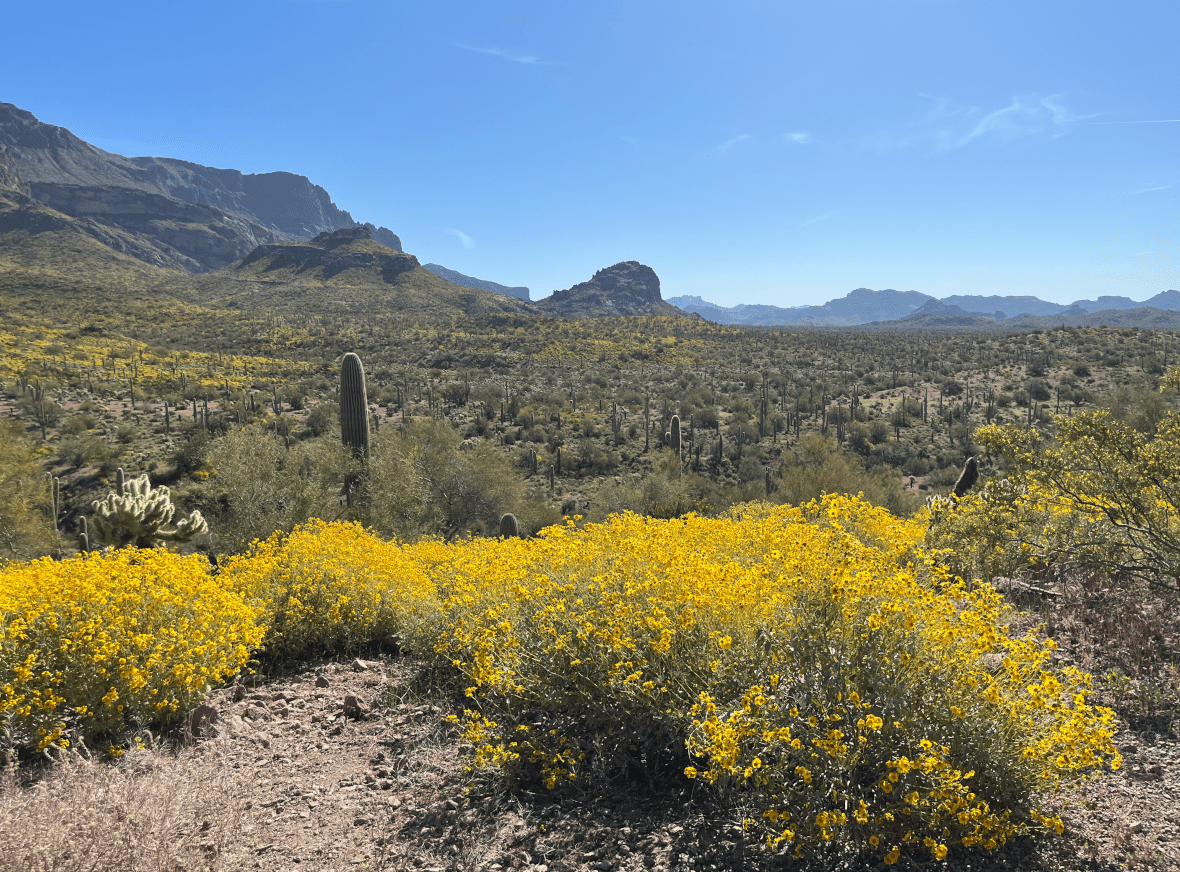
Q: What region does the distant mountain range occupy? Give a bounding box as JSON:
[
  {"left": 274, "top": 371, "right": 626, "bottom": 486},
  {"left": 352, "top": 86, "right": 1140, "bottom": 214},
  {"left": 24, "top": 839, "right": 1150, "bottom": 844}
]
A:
[
  {"left": 422, "top": 263, "right": 530, "bottom": 301},
  {"left": 668, "top": 288, "right": 1180, "bottom": 328}
]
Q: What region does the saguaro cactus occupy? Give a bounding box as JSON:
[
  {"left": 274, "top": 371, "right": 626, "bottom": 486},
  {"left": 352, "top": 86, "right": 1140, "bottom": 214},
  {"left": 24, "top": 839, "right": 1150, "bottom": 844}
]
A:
[
  {"left": 47, "top": 474, "right": 60, "bottom": 532},
  {"left": 669, "top": 415, "right": 682, "bottom": 454},
  {"left": 91, "top": 474, "right": 208, "bottom": 549},
  {"left": 499, "top": 513, "right": 520, "bottom": 538},
  {"left": 340, "top": 352, "right": 371, "bottom": 458}
]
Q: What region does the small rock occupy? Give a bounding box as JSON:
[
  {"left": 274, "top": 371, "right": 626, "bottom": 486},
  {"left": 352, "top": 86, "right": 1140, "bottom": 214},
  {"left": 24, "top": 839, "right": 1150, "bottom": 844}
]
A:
[
  {"left": 189, "top": 703, "right": 220, "bottom": 738},
  {"left": 1120, "top": 743, "right": 1140, "bottom": 755},
  {"left": 315, "top": 674, "right": 330, "bottom": 689},
  {"left": 352, "top": 658, "right": 369, "bottom": 672},
  {"left": 343, "top": 695, "right": 367, "bottom": 719},
  {"left": 1147, "top": 764, "right": 1164, "bottom": 777},
  {"left": 232, "top": 685, "right": 247, "bottom": 702},
  {"left": 243, "top": 705, "right": 270, "bottom": 721},
  {"left": 355, "top": 816, "right": 371, "bottom": 827},
  {"left": 1128, "top": 821, "right": 1144, "bottom": 834}
]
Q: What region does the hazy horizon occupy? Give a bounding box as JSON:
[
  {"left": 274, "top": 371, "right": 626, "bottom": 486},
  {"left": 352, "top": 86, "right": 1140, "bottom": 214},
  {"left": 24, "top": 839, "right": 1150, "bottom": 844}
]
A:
[{"left": 4, "top": 1, "right": 1178, "bottom": 307}]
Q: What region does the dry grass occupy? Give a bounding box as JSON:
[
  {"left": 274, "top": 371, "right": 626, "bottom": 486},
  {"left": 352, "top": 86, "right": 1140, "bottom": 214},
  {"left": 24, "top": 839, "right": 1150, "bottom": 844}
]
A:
[{"left": 0, "top": 740, "right": 246, "bottom": 872}]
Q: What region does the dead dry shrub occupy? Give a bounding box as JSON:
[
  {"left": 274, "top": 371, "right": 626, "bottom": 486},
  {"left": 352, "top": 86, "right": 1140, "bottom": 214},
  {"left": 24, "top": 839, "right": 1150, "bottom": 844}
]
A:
[
  {"left": 1039, "top": 571, "right": 1180, "bottom": 736},
  {"left": 0, "top": 742, "right": 245, "bottom": 872}
]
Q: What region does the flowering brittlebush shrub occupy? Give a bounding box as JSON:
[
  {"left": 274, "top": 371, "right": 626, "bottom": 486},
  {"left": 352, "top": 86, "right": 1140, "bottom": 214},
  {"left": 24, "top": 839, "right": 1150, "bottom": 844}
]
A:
[
  {"left": 220, "top": 519, "right": 439, "bottom": 662},
  {"left": 0, "top": 549, "right": 262, "bottom": 751},
  {"left": 419, "top": 495, "right": 1119, "bottom": 863},
  {"left": 928, "top": 413, "right": 1180, "bottom": 591}
]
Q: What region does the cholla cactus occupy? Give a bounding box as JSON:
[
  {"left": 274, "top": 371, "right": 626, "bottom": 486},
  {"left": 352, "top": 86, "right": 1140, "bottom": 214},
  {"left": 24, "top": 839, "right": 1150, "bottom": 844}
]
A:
[{"left": 91, "top": 473, "right": 208, "bottom": 549}]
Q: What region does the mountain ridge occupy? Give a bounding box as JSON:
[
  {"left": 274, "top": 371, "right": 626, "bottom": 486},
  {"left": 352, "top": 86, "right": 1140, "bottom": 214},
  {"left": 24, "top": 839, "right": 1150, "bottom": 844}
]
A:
[
  {"left": 0, "top": 101, "right": 402, "bottom": 272},
  {"left": 668, "top": 288, "right": 1180, "bottom": 328},
  {"left": 422, "top": 263, "right": 530, "bottom": 301}
]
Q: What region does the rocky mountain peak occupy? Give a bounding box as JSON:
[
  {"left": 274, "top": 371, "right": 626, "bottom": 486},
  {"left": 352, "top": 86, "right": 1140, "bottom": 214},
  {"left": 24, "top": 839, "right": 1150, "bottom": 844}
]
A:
[
  {"left": 537, "top": 261, "right": 685, "bottom": 319},
  {"left": 582, "top": 260, "right": 663, "bottom": 304}
]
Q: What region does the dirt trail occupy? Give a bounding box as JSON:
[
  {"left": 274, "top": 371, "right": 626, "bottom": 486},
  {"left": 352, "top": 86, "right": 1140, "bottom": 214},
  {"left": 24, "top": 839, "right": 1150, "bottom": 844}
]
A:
[{"left": 177, "top": 654, "right": 1178, "bottom": 872}]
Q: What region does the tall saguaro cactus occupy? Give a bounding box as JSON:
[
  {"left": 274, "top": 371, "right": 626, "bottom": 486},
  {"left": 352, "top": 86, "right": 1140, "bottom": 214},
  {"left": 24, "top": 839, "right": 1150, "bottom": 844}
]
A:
[{"left": 340, "top": 353, "right": 371, "bottom": 458}]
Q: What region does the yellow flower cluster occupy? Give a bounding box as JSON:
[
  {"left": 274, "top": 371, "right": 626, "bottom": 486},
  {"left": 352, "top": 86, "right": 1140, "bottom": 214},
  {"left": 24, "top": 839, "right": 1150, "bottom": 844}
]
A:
[
  {"left": 0, "top": 549, "right": 263, "bottom": 750},
  {"left": 0, "top": 498, "right": 1119, "bottom": 864},
  {"left": 412, "top": 495, "right": 1118, "bottom": 860},
  {"left": 220, "top": 519, "right": 439, "bottom": 662}
]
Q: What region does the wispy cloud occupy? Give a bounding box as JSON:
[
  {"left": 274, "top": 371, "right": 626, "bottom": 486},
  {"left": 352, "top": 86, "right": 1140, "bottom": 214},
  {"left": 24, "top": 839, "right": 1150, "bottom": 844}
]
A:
[
  {"left": 1136, "top": 184, "right": 1173, "bottom": 195},
  {"left": 1090, "top": 119, "right": 1180, "bottom": 125},
  {"left": 718, "top": 134, "right": 752, "bottom": 155},
  {"left": 444, "top": 228, "right": 475, "bottom": 249},
  {"left": 785, "top": 132, "right": 812, "bottom": 145},
  {"left": 928, "top": 94, "right": 1096, "bottom": 151},
  {"left": 871, "top": 94, "right": 1097, "bottom": 154},
  {"left": 800, "top": 211, "right": 835, "bottom": 228},
  {"left": 455, "top": 43, "right": 555, "bottom": 65}
]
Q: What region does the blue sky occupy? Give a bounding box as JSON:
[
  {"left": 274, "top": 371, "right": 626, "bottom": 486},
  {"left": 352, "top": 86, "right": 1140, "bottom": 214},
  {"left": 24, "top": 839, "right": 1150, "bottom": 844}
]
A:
[{"left": 4, "top": 1, "right": 1179, "bottom": 306}]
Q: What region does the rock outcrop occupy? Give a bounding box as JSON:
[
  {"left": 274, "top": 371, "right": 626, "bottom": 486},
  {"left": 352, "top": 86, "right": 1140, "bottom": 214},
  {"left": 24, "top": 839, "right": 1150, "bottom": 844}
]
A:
[
  {"left": 0, "top": 101, "right": 402, "bottom": 271},
  {"left": 536, "top": 261, "right": 685, "bottom": 318},
  {"left": 236, "top": 225, "right": 417, "bottom": 281}
]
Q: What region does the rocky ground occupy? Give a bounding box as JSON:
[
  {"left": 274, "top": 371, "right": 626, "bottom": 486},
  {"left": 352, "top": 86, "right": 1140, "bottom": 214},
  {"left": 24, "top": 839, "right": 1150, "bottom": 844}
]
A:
[{"left": 142, "top": 652, "right": 1175, "bottom": 872}]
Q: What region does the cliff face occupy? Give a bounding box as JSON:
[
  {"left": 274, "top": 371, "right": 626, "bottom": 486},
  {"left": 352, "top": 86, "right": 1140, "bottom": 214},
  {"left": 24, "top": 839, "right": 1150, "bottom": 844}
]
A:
[
  {"left": 537, "top": 261, "right": 685, "bottom": 318},
  {"left": 0, "top": 102, "right": 401, "bottom": 271}
]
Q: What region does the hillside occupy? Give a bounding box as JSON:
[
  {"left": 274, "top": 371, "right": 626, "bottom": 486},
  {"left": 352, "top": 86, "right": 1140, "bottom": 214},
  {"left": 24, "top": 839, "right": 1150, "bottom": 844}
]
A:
[{"left": 187, "top": 227, "right": 531, "bottom": 318}]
